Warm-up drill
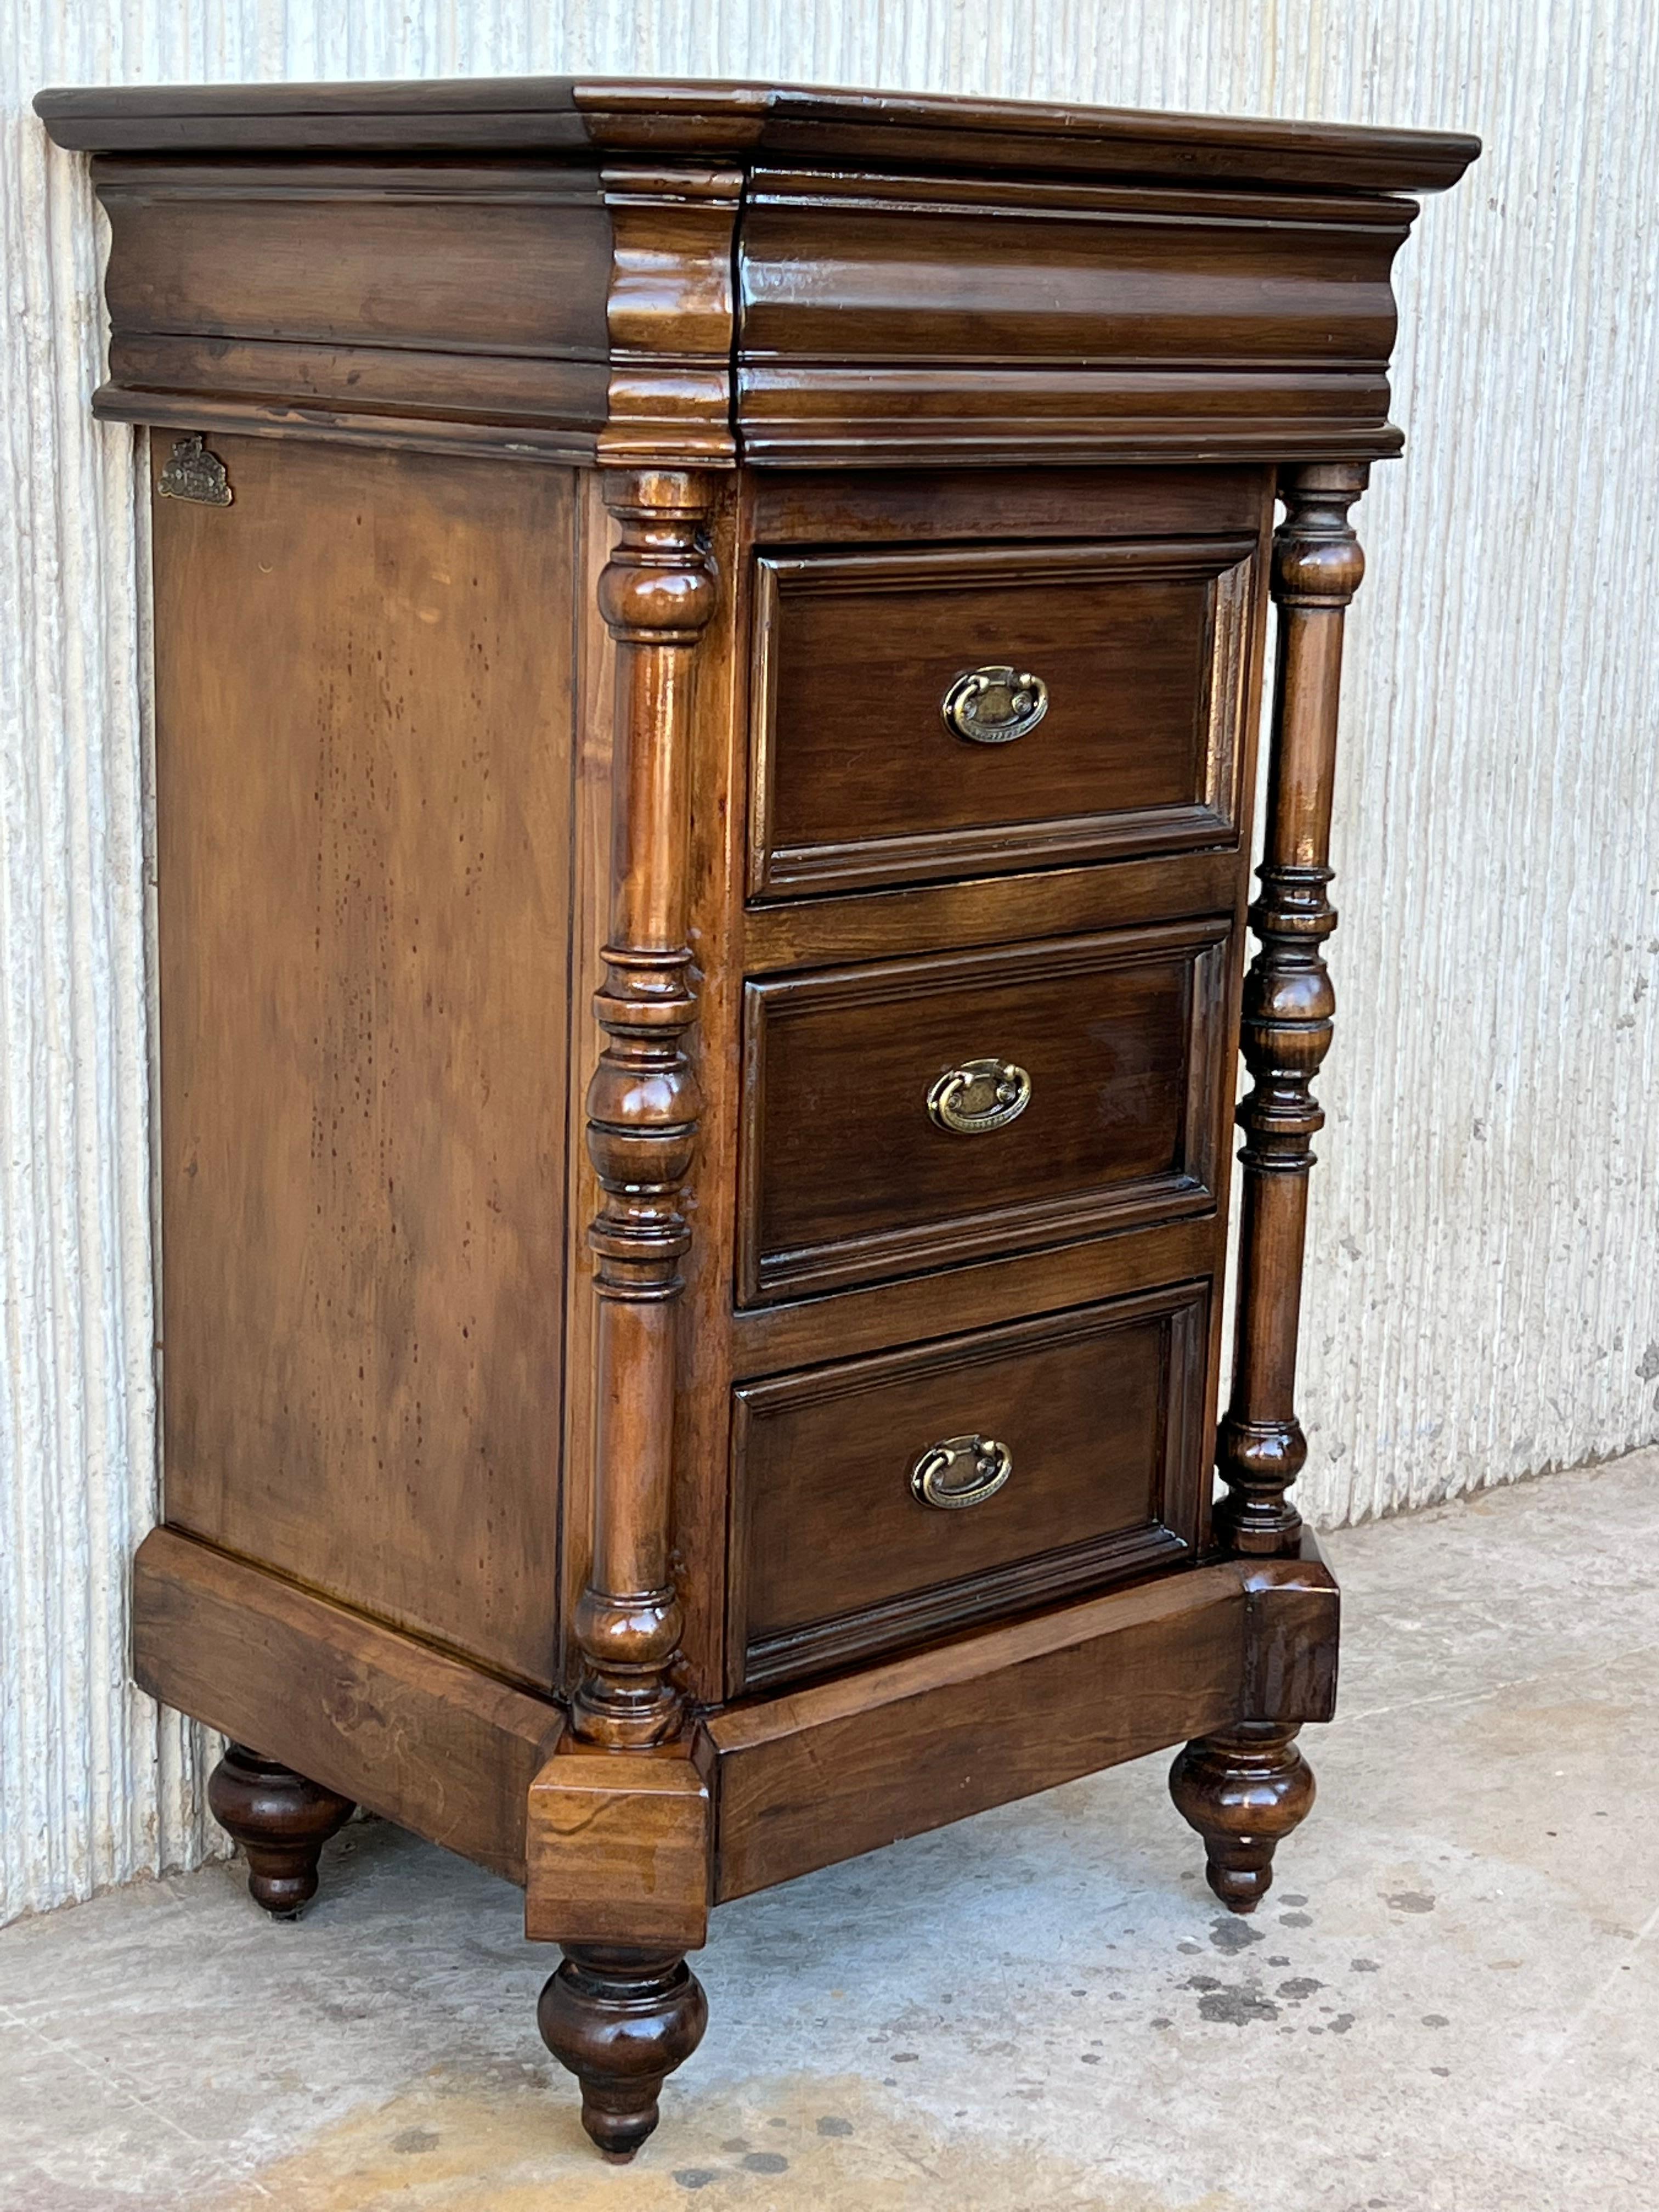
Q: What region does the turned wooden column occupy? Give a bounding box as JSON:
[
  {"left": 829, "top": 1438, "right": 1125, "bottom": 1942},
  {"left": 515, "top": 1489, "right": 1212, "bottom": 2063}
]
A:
[
  {"left": 571, "top": 467, "right": 718, "bottom": 1749},
  {"left": 1175, "top": 461, "right": 1366, "bottom": 1912},
  {"left": 541, "top": 467, "right": 719, "bottom": 2159},
  {"left": 1214, "top": 460, "right": 1368, "bottom": 1557}
]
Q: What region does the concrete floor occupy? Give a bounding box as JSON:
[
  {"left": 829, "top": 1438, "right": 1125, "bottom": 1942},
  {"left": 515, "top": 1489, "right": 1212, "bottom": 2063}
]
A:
[{"left": 3, "top": 1451, "right": 1656, "bottom": 2212}]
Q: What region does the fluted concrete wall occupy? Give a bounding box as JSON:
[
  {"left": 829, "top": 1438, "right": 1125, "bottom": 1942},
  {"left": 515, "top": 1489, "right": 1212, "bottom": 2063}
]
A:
[{"left": 4, "top": 2, "right": 1656, "bottom": 1921}]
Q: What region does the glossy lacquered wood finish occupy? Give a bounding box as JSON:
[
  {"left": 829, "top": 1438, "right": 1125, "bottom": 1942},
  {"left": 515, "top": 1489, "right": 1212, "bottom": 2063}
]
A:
[
  {"left": 1215, "top": 462, "right": 1367, "bottom": 1557},
  {"left": 568, "top": 469, "right": 718, "bottom": 1752},
  {"left": 39, "top": 81, "right": 1476, "bottom": 470},
  {"left": 736, "top": 166, "right": 1418, "bottom": 465},
  {"left": 1170, "top": 1722, "right": 1316, "bottom": 1911},
  {"left": 41, "top": 71, "right": 1472, "bottom": 2160},
  {"left": 538, "top": 1945, "right": 709, "bottom": 2162},
  {"left": 35, "top": 76, "right": 1480, "bottom": 193}
]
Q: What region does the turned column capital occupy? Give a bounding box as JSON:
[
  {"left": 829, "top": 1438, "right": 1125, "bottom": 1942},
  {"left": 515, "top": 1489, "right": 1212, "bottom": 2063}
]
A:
[
  {"left": 1271, "top": 461, "right": 1369, "bottom": 607},
  {"left": 597, "top": 470, "right": 719, "bottom": 644}
]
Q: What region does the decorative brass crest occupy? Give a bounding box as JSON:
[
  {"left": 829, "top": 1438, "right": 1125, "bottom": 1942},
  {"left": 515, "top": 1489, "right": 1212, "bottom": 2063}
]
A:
[
  {"left": 941, "top": 663, "right": 1048, "bottom": 744},
  {"left": 926, "top": 1056, "right": 1032, "bottom": 1136},
  {"left": 158, "top": 434, "right": 233, "bottom": 507},
  {"left": 910, "top": 1434, "right": 1014, "bottom": 1510}
]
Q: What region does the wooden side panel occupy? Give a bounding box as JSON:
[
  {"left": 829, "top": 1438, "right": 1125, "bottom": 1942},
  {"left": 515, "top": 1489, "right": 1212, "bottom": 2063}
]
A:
[
  {"left": 710, "top": 1564, "right": 1248, "bottom": 1899},
  {"left": 154, "top": 435, "right": 578, "bottom": 1689},
  {"left": 555, "top": 474, "right": 613, "bottom": 1698},
  {"left": 132, "top": 1528, "right": 558, "bottom": 1882},
  {"left": 101, "top": 164, "right": 609, "bottom": 353}
]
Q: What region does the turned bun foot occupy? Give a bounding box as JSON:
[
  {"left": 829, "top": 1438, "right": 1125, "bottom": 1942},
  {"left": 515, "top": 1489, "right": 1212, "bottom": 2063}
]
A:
[
  {"left": 537, "top": 1945, "right": 708, "bottom": 2160},
  {"left": 207, "top": 1743, "right": 355, "bottom": 1918},
  {"left": 1169, "top": 1721, "right": 1315, "bottom": 1913}
]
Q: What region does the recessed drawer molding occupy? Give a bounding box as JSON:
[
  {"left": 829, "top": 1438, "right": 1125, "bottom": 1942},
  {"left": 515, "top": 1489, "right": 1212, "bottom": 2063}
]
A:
[
  {"left": 730, "top": 1283, "right": 1211, "bottom": 1689},
  {"left": 738, "top": 919, "right": 1232, "bottom": 1305},
  {"left": 748, "top": 536, "right": 1257, "bottom": 900}
]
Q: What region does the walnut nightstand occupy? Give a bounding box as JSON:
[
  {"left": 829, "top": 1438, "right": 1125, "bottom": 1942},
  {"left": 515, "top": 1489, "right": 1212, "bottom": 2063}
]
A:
[{"left": 36, "top": 73, "right": 1477, "bottom": 2157}]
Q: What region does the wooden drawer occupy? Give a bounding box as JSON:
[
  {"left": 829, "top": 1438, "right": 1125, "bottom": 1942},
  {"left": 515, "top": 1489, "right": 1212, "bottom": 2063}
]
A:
[
  {"left": 730, "top": 1283, "right": 1210, "bottom": 1689},
  {"left": 738, "top": 919, "right": 1231, "bottom": 1305},
  {"left": 747, "top": 535, "right": 1257, "bottom": 899}
]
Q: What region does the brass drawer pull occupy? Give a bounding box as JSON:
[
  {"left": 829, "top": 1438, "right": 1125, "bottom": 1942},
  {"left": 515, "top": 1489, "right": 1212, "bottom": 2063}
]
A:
[
  {"left": 927, "top": 1056, "right": 1031, "bottom": 1136},
  {"left": 911, "top": 1434, "right": 1014, "bottom": 1510},
  {"left": 941, "top": 664, "right": 1049, "bottom": 744}
]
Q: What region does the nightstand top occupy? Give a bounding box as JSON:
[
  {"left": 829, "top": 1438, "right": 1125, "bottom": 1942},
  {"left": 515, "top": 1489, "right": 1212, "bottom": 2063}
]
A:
[{"left": 36, "top": 74, "right": 1479, "bottom": 195}]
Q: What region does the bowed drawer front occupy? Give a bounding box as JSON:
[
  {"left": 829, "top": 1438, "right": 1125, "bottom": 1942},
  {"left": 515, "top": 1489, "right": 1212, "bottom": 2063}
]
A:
[
  {"left": 748, "top": 535, "right": 1257, "bottom": 898},
  {"left": 731, "top": 1283, "right": 1211, "bottom": 1690},
  {"left": 739, "top": 920, "right": 1233, "bottom": 1304}
]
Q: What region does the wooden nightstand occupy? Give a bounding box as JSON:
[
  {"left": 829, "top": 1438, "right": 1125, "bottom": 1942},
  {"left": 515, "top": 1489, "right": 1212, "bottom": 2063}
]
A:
[{"left": 37, "top": 75, "right": 1476, "bottom": 2158}]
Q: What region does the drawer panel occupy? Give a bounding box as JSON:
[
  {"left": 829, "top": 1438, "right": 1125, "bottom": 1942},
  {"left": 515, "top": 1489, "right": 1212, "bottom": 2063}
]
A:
[
  {"left": 738, "top": 919, "right": 1231, "bottom": 1305},
  {"left": 731, "top": 1283, "right": 1210, "bottom": 1689},
  {"left": 748, "top": 537, "right": 1256, "bottom": 899}
]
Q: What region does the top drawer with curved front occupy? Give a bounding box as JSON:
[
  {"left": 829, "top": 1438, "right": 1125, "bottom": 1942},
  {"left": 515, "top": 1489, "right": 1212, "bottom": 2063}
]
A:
[{"left": 747, "top": 534, "right": 1257, "bottom": 900}]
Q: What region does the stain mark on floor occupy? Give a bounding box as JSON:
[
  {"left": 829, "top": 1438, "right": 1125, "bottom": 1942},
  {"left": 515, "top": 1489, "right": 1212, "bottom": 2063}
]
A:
[
  {"left": 1209, "top": 1919, "right": 1265, "bottom": 1954},
  {"left": 216, "top": 2070, "right": 1249, "bottom": 2211},
  {"left": 1197, "top": 1989, "right": 1280, "bottom": 2027}
]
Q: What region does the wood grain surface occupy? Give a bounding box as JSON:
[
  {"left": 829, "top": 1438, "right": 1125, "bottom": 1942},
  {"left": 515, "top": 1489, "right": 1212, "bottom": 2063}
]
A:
[
  {"left": 740, "top": 922, "right": 1231, "bottom": 1302},
  {"left": 153, "top": 435, "right": 579, "bottom": 1688},
  {"left": 749, "top": 538, "right": 1252, "bottom": 897},
  {"left": 732, "top": 1283, "right": 1209, "bottom": 1687}
]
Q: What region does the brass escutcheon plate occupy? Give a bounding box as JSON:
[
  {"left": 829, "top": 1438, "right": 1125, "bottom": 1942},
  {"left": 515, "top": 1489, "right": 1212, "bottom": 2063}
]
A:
[{"left": 158, "top": 434, "right": 233, "bottom": 507}]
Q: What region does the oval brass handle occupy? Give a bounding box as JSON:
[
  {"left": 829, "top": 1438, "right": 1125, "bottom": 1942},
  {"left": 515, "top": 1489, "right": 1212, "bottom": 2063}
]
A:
[
  {"left": 911, "top": 1434, "right": 1014, "bottom": 1511},
  {"left": 927, "top": 1057, "right": 1031, "bottom": 1136},
  {"left": 941, "top": 664, "right": 1049, "bottom": 744}
]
